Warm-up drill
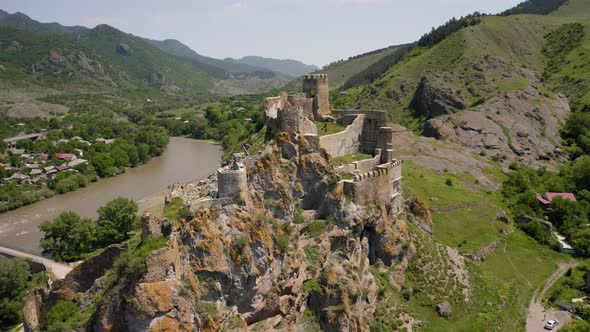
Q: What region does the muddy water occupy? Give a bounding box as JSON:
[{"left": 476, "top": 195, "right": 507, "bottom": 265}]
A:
[{"left": 0, "top": 137, "right": 222, "bottom": 254}]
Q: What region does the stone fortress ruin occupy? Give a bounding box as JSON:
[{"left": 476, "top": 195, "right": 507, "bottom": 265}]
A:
[
  {"left": 263, "top": 74, "right": 403, "bottom": 212},
  {"left": 168, "top": 74, "right": 403, "bottom": 213}
]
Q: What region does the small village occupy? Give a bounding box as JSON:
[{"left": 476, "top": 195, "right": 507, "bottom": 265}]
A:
[{"left": 1, "top": 132, "right": 114, "bottom": 186}]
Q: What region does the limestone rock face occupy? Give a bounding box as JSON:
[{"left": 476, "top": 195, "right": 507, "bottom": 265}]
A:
[
  {"left": 410, "top": 74, "right": 468, "bottom": 119},
  {"left": 116, "top": 42, "right": 134, "bottom": 56},
  {"left": 23, "top": 135, "right": 414, "bottom": 331},
  {"left": 421, "top": 55, "right": 571, "bottom": 168}
]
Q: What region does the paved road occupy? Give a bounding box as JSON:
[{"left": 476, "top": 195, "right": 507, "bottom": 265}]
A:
[
  {"left": 0, "top": 245, "right": 72, "bottom": 279},
  {"left": 526, "top": 262, "right": 577, "bottom": 332}
]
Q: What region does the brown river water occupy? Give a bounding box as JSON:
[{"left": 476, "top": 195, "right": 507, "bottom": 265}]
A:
[{"left": 0, "top": 137, "right": 222, "bottom": 254}]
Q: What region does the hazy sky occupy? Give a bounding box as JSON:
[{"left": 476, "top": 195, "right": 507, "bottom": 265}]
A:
[{"left": 0, "top": 0, "right": 523, "bottom": 66}]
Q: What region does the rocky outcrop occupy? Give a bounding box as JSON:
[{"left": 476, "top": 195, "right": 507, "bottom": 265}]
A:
[
  {"left": 47, "top": 50, "right": 63, "bottom": 65},
  {"left": 423, "top": 58, "right": 571, "bottom": 168},
  {"left": 148, "top": 71, "right": 167, "bottom": 87},
  {"left": 24, "top": 133, "right": 415, "bottom": 331},
  {"left": 464, "top": 239, "right": 501, "bottom": 262},
  {"left": 23, "top": 288, "right": 48, "bottom": 332},
  {"left": 116, "top": 42, "right": 134, "bottom": 56},
  {"left": 410, "top": 73, "right": 467, "bottom": 119},
  {"left": 436, "top": 301, "right": 453, "bottom": 317}
]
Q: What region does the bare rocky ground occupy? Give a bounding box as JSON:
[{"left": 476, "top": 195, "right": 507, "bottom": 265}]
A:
[
  {"left": 0, "top": 80, "right": 69, "bottom": 118},
  {"left": 422, "top": 56, "right": 571, "bottom": 169},
  {"left": 5, "top": 95, "right": 69, "bottom": 118},
  {"left": 391, "top": 124, "right": 504, "bottom": 191}
]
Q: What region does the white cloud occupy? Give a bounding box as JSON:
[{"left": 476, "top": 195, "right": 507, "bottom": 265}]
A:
[{"left": 224, "top": 1, "right": 249, "bottom": 15}]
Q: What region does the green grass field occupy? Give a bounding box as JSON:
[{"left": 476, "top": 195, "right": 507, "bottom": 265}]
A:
[{"left": 402, "top": 161, "right": 570, "bottom": 331}]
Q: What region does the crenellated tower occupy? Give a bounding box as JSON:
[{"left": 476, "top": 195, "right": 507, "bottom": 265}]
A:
[{"left": 303, "top": 74, "right": 330, "bottom": 118}]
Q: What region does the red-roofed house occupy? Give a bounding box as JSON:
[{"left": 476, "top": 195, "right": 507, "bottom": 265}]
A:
[
  {"left": 536, "top": 192, "right": 577, "bottom": 206},
  {"left": 42, "top": 153, "right": 77, "bottom": 161}
]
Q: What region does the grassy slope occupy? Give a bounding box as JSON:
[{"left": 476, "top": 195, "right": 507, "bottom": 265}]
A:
[
  {"left": 283, "top": 46, "right": 402, "bottom": 92},
  {"left": 350, "top": 0, "right": 590, "bottom": 122},
  {"left": 403, "top": 160, "right": 571, "bottom": 331}
]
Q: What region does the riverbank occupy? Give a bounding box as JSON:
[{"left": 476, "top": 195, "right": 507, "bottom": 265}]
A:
[{"left": 0, "top": 138, "right": 223, "bottom": 254}]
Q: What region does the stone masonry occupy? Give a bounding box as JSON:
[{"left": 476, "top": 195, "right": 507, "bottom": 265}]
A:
[{"left": 263, "top": 74, "right": 404, "bottom": 213}]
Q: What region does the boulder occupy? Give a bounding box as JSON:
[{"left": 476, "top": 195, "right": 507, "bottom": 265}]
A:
[
  {"left": 0, "top": 64, "right": 6, "bottom": 72},
  {"left": 436, "top": 301, "right": 452, "bottom": 317},
  {"left": 47, "top": 50, "right": 63, "bottom": 65},
  {"left": 410, "top": 75, "right": 467, "bottom": 119},
  {"left": 116, "top": 43, "right": 134, "bottom": 56}
]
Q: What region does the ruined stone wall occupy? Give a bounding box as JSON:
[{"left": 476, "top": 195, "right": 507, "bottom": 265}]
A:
[
  {"left": 343, "top": 160, "right": 404, "bottom": 213},
  {"left": 343, "top": 164, "right": 394, "bottom": 206},
  {"left": 217, "top": 163, "right": 247, "bottom": 198},
  {"left": 353, "top": 155, "right": 382, "bottom": 174},
  {"left": 319, "top": 114, "right": 365, "bottom": 157},
  {"left": 303, "top": 74, "right": 330, "bottom": 117},
  {"left": 333, "top": 110, "right": 388, "bottom": 154},
  {"left": 334, "top": 155, "right": 381, "bottom": 175},
  {"left": 288, "top": 93, "right": 313, "bottom": 118}
]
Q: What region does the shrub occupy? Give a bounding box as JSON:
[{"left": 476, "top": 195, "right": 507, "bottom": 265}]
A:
[
  {"left": 445, "top": 178, "right": 454, "bottom": 186},
  {"left": 302, "top": 279, "right": 323, "bottom": 294},
  {"left": 306, "top": 220, "right": 327, "bottom": 238}
]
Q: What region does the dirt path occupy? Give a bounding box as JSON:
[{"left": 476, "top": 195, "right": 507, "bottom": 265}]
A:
[{"left": 526, "top": 262, "right": 577, "bottom": 332}]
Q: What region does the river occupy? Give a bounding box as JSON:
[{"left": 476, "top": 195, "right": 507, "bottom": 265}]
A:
[{"left": 0, "top": 137, "right": 222, "bottom": 254}]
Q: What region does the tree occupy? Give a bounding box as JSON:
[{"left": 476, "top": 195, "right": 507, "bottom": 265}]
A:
[
  {"left": 110, "top": 147, "right": 129, "bottom": 167},
  {"left": 91, "top": 152, "right": 115, "bottom": 177},
  {"left": 39, "top": 212, "right": 96, "bottom": 261},
  {"left": 0, "top": 257, "right": 30, "bottom": 329},
  {"left": 96, "top": 197, "right": 138, "bottom": 245}
]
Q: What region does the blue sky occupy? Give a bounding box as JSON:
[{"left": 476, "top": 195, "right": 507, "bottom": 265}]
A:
[{"left": 0, "top": 0, "right": 523, "bottom": 66}]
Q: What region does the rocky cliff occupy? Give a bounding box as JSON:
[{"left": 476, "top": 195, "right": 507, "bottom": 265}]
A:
[{"left": 24, "top": 132, "right": 418, "bottom": 331}]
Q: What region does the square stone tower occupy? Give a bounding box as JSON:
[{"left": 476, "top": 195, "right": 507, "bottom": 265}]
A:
[{"left": 303, "top": 74, "right": 330, "bottom": 118}]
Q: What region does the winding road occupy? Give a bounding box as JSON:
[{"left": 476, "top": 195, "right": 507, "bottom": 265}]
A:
[{"left": 526, "top": 262, "right": 577, "bottom": 332}]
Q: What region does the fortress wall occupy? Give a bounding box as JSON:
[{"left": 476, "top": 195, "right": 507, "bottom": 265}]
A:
[
  {"left": 278, "top": 107, "right": 302, "bottom": 133},
  {"left": 343, "top": 165, "right": 394, "bottom": 206},
  {"left": 354, "top": 155, "right": 382, "bottom": 174},
  {"left": 264, "top": 96, "right": 283, "bottom": 119},
  {"left": 217, "top": 166, "right": 247, "bottom": 198},
  {"left": 302, "top": 117, "right": 318, "bottom": 135},
  {"left": 319, "top": 114, "right": 365, "bottom": 157},
  {"left": 288, "top": 93, "right": 313, "bottom": 118},
  {"left": 342, "top": 161, "right": 403, "bottom": 210},
  {"left": 391, "top": 159, "right": 402, "bottom": 181},
  {"left": 303, "top": 74, "right": 330, "bottom": 117},
  {"left": 335, "top": 155, "right": 380, "bottom": 175},
  {"left": 335, "top": 163, "right": 357, "bottom": 174},
  {"left": 333, "top": 110, "right": 388, "bottom": 153}
]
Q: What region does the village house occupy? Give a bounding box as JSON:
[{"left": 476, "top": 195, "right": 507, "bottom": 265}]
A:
[{"left": 536, "top": 192, "right": 576, "bottom": 208}]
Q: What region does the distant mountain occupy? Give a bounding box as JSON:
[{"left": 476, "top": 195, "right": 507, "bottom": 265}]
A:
[
  {"left": 225, "top": 56, "right": 318, "bottom": 78},
  {"left": 141, "top": 38, "right": 272, "bottom": 75},
  {"left": 0, "top": 10, "right": 297, "bottom": 95},
  {"left": 0, "top": 9, "right": 86, "bottom": 34}
]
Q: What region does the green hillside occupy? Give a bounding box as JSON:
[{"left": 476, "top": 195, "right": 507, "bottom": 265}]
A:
[
  {"left": 283, "top": 45, "right": 406, "bottom": 92},
  {"left": 345, "top": 0, "right": 590, "bottom": 124},
  {"left": 75, "top": 25, "right": 213, "bottom": 91}
]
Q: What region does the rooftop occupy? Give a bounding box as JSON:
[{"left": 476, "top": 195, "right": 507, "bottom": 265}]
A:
[{"left": 536, "top": 192, "right": 577, "bottom": 205}]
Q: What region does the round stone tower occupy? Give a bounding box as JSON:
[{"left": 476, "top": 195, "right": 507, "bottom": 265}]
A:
[
  {"left": 303, "top": 74, "right": 330, "bottom": 118},
  {"left": 217, "top": 157, "right": 247, "bottom": 198}
]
